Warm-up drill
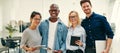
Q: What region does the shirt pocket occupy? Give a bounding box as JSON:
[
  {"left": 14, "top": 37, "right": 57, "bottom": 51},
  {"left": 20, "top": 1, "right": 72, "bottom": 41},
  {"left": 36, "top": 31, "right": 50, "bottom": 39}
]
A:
[{"left": 92, "top": 20, "right": 102, "bottom": 29}]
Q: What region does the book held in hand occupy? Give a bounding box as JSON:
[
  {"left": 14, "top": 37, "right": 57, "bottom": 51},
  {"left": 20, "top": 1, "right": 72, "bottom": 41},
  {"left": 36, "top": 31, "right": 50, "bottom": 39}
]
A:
[
  {"left": 70, "top": 36, "right": 80, "bottom": 46},
  {"left": 34, "top": 45, "right": 46, "bottom": 49},
  {"left": 95, "top": 40, "right": 106, "bottom": 53}
]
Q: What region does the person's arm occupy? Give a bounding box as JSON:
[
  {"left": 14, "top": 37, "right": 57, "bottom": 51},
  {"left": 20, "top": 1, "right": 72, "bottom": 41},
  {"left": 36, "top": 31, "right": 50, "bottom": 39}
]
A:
[
  {"left": 60, "top": 26, "right": 68, "bottom": 52},
  {"left": 22, "top": 45, "right": 37, "bottom": 52},
  {"left": 101, "top": 16, "right": 114, "bottom": 53},
  {"left": 102, "top": 38, "right": 112, "bottom": 53},
  {"left": 20, "top": 30, "right": 37, "bottom": 52},
  {"left": 75, "top": 27, "right": 86, "bottom": 49},
  {"left": 20, "top": 30, "right": 29, "bottom": 49}
]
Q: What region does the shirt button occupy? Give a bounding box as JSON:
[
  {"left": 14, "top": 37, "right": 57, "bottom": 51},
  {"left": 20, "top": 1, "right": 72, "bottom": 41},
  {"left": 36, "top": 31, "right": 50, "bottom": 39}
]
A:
[
  {"left": 89, "top": 20, "right": 90, "bottom": 21},
  {"left": 89, "top": 31, "right": 91, "bottom": 32},
  {"left": 89, "top": 25, "right": 91, "bottom": 27}
]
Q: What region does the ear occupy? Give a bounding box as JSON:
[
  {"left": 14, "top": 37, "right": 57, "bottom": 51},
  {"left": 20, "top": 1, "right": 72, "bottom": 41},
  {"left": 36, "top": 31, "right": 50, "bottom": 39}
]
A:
[{"left": 57, "top": 10, "right": 60, "bottom": 13}]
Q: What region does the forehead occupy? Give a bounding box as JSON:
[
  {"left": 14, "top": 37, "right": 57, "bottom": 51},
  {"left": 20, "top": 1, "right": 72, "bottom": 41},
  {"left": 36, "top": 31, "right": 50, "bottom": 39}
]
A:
[
  {"left": 70, "top": 12, "right": 77, "bottom": 16},
  {"left": 81, "top": 2, "right": 91, "bottom": 7},
  {"left": 50, "top": 4, "right": 59, "bottom": 10},
  {"left": 33, "top": 15, "right": 40, "bottom": 18}
]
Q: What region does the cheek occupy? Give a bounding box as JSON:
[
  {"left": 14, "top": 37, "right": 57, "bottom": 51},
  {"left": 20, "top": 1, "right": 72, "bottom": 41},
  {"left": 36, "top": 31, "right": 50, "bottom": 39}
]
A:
[{"left": 69, "top": 19, "right": 73, "bottom": 22}]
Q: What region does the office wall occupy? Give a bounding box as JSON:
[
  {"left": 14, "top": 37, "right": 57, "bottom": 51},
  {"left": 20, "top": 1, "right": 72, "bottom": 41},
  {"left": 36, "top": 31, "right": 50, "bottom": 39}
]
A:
[
  {"left": 0, "top": 0, "right": 3, "bottom": 32},
  {"left": 0, "top": 0, "right": 114, "bottom": 37},
  {"left": 1, "top": 0, "right": 111, "bottom": 25}
]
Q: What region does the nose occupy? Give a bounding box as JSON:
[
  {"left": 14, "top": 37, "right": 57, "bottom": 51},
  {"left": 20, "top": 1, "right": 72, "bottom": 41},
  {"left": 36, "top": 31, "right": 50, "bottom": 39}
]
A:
[
  {"left": 85, "top": 7, "right": 88, "bottom": 10},
  {"left": 52, "top": 11, "right": 56, "bottom": 13}
]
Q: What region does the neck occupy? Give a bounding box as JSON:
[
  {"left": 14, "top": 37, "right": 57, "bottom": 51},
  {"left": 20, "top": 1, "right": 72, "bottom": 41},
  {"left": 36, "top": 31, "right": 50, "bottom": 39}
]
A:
[
  {"left": 72, "top": 24, "right": 77, "bottom": 29},
  {"left": 29, "top": 25, "right": 36, "bottom": 30},
  {"left": 86, "top": 12, "right": 92, "bottom": 18},
  {"left": 49, "top": 17, "right": 58, "bottom": 22}
]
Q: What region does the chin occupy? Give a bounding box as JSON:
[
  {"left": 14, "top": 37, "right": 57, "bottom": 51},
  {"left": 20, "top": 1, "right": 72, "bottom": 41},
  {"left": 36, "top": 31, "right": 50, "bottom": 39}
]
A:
[{"left": 85, "top": 12, "right": 91, "bottom": 14}]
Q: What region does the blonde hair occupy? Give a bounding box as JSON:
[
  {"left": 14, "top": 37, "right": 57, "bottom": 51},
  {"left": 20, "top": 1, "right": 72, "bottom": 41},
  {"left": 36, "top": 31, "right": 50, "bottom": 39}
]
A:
[{"left": 68, "top": 11, "right": 81, "bottom": 27}]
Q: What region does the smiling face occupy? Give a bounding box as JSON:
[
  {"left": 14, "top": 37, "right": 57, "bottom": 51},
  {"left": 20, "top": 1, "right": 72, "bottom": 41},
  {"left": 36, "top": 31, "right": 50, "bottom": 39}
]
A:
[
  {"left": 81, "top": 2, "right": 92, "bottom": 15},
  {"left": 49, "top": 4, "right": 60, "bottom": 18},
  {"left": 32, "top": 15, "right": 41, "bottom": 26},
  {"left": 31, "top": 14, "right": 41, "bottom": 27},
  {"left": 69, "top": 11, "right": 80, "bottom": 26}
]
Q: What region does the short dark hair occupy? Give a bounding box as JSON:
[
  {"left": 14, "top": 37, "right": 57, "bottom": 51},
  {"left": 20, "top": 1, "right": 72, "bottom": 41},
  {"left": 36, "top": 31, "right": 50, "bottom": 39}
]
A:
[
  {"left": 80, "top": 0, "right": 92, "bottom": 6},
  {"left": 30, "top": 11, "right": 41, "bottom": 19}
]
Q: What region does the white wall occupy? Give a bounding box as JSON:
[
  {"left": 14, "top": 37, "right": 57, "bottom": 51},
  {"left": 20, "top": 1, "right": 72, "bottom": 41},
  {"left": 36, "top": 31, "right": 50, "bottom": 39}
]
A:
[
  {"left": 1, "top": 0, "right": 111, "bottom": 26},
  {"left": 1, "top": 0, "right": 114, "bottom": 37},
  {"left": 0, "top": 0, "right": 2, "bottom": 32}
]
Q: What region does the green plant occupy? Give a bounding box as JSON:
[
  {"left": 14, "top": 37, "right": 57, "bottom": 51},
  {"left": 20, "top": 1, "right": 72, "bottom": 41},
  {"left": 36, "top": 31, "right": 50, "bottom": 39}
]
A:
[{"left": 5, "top": 24, "right": 17, "bottom": 37}]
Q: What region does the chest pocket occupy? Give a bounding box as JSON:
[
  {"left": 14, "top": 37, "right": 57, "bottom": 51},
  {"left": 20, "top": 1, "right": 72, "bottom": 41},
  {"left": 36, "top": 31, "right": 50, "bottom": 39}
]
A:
[{"left": 92, "top": 19, "right": 102, "bottom": 29}]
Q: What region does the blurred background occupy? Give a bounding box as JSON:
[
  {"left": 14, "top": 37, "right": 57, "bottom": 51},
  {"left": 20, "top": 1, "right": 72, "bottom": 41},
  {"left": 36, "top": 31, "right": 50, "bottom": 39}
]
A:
[{"left": 0, "top": 0, "right": 120, "bottom": 53}]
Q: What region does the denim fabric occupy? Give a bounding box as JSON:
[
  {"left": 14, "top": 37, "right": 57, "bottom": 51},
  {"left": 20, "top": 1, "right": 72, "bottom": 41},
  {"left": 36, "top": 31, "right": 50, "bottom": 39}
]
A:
[{"left": 39, "top": 18, "right": 68, "bottom": 53}]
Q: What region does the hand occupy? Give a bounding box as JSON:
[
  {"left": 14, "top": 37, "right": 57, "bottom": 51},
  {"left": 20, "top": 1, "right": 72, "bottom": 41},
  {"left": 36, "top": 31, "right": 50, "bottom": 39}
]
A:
[
  {"left": 75, "top": 40, "right": 83, "bottom": 46},
  {"left": 27, "top": 47, "right": 37, "bottom": 52},
  {"left": 53, "top": 50, "right": 62, "bottom": 53},
  {"left": 46, "top": 47, "right": 52, "bottom": 50},
  {"left": 102, "top": 49, "right": 109, "bottom": 53}
]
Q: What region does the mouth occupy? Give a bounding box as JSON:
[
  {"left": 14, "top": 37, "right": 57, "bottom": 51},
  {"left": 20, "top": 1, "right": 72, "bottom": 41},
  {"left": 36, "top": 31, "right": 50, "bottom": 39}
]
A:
[
  {"left": 85, "top": 9, "right": 89, "bottom": 11},
  {"left": 84, "top": 9, "right": 90, "bottom": 13},
  {"left": 52, "top": 14, "right": 56, "bottom": 16}
]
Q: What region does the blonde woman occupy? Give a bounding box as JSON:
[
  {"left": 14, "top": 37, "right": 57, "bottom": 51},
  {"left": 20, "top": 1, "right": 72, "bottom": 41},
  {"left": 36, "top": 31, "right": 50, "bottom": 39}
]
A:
[{"left": 66, "top": 11, "right": 86, "bottom": 53}]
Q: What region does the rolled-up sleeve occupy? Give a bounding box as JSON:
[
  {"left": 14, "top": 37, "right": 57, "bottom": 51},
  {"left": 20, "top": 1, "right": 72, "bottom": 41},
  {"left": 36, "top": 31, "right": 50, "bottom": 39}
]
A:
[{"left": 102, "top": 16, "right": 114, "bottom": 39}]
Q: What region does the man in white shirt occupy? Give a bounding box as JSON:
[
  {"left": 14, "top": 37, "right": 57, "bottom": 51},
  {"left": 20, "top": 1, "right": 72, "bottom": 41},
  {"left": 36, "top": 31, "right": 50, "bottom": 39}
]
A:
[{"left": 39, "top": 4, "right": 68, "bottom": 53}]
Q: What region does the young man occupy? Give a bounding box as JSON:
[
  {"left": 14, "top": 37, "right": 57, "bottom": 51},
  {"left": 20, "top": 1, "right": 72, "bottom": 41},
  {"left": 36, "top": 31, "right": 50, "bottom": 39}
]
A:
[
  {"left": 80, "top": 0, "right": 114, "bottom": 53},
  {"left": 39, "top": 4, "right": 68, "bottom": 53}
]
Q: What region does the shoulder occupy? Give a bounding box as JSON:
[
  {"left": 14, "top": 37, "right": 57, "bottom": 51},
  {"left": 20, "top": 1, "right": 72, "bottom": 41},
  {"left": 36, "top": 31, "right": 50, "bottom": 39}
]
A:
[
  {"left": 23, "top": 28, "right": 29, "bottom": 33},
  {"left": 22, "top": 28, "right": 30, "bottom": 36},
  {"left": 78, "top": 25, "right": 85, "bottom": 31},
  {"left": 40, "top": 19, "right": 48, "bottom": 24},
  {"left": 39, "top": 19, "right": 48, "bottom": 28},
  {"left": 94, "top": 13, "right": 106, "bottom": 20},
  {"left": 59, "top": 22, "right": 67, "bottom": 29},
  {"left": 58, "top": 19, "right": 67, "bottom": 27}
]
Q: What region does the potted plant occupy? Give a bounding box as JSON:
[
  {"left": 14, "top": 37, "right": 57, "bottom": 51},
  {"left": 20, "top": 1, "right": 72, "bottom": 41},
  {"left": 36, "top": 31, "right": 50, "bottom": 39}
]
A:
[{"left": 5, "top": 24, "right": 17, "bottom": 38}]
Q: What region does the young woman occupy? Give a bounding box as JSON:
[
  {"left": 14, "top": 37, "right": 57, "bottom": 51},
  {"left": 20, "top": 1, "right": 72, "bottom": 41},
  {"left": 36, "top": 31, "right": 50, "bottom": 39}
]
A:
[
  {"left": 20, "top": 11, "right": 42, "bottom": 53},
  {"left": 66, "top": 11, "right": 86, "bottom": 53}
]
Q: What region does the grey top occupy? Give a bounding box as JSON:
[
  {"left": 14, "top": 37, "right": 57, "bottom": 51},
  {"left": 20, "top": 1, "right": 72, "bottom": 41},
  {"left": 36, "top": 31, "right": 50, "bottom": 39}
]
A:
[{"left": 20, "top": 28, "right": 42, "bottom": 53}]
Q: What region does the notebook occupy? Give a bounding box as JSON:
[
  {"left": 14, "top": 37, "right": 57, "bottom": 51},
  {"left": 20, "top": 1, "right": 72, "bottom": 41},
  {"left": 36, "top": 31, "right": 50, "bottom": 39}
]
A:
[
  {"left": 70, "top": 36, "right": 80, "bottom": 46},
  {"left": 95, "top": 40, "right": 106, "bottom": 53}
]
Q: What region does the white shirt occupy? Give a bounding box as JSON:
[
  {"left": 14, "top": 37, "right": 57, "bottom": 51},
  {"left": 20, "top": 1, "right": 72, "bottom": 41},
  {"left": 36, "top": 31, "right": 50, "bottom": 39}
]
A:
[
  {"left": 48, "top": 20, "right": 58, "bottom": 49},
  {"left": 66, "top": 25, "right": 86, "bottom": 52}
]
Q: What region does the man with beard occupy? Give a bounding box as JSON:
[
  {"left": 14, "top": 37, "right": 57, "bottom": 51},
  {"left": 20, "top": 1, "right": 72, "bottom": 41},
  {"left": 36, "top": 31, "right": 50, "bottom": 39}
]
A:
[{"left": 80, "top": 0, "right": 114, "bottom": 53}]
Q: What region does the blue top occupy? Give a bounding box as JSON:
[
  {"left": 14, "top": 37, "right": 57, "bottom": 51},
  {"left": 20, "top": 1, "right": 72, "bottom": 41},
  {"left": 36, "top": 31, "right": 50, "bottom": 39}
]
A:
[
  {"left": 81, "top": 12, "right": 114, "bottom": 47},
  {"left": 39, "top": 18, "right": 68, "bottom": 53}
]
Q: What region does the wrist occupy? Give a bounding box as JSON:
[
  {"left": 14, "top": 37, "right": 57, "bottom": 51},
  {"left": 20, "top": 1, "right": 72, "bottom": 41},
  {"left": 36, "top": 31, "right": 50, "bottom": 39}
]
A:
[
  {"left": 105, "top": 48, "right": 110, "bottom": 51},
  {"left": 26, "top": 48, "right": 30, "bottom": 51},
  {"left": 79, "top": 43, "right": 83, "bottom": 47}
]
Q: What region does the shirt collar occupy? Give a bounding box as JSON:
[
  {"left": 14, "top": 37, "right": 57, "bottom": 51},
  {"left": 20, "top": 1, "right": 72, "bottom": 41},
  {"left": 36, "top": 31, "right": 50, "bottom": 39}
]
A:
[
  {"left": 45, "top": 17, "right": 63, "bottom": 24},
  {"left": 85, "top": 12, "right": 95, "bottom": 19}
]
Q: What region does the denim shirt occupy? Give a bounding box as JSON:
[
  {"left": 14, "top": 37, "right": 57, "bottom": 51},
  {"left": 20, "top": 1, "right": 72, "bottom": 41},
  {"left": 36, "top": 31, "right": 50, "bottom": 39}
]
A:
[
  {"left": 81, "top": 12, "right": 114, "bottom": 47},
  {"left": 39, "top": 18, "right": 68, "bottom": 53}
]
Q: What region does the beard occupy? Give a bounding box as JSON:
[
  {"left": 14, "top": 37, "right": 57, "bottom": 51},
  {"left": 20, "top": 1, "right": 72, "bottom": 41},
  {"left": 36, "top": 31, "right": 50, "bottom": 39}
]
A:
[{"left": 84, "top": 9, "right": 91, "bottom": 14}]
